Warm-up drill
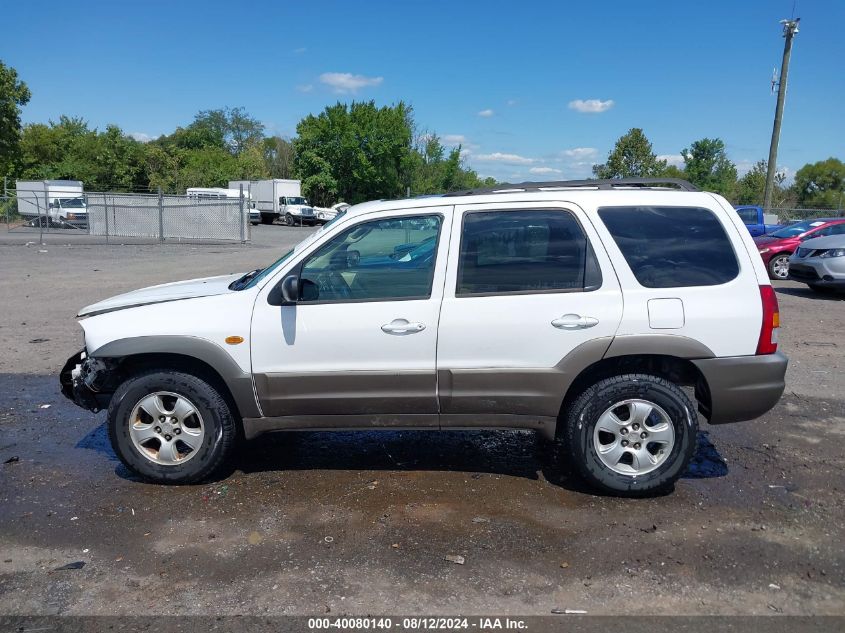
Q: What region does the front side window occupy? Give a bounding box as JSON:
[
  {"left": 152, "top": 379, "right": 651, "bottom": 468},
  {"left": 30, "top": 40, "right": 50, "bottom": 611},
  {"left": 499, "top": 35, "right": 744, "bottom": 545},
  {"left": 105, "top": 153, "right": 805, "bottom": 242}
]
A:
[
  {"left": 598, "top": 206, "right": 739, "bottom": 288},
  {"left": 299, "top": 215, "right": 442, "bottom": 302},
  {"left": 457, "top": 209, "right": 601, "bottom": 296}
]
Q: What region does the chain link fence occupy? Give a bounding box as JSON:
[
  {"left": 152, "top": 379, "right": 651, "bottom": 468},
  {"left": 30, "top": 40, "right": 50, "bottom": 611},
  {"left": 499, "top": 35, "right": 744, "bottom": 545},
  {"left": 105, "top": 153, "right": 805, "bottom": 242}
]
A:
[
  {"left": 2, "top": 189, "right": 251, "bottom": 243},
  {"left": 772, "top": 208, "right": 845, "bottom": 223}
]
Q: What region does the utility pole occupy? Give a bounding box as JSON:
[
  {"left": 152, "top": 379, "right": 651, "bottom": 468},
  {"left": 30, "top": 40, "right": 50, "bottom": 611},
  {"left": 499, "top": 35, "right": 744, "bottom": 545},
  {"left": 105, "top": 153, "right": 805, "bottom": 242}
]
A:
[{"left": 763, "top": 18, "right": 800, "bottom": 212}]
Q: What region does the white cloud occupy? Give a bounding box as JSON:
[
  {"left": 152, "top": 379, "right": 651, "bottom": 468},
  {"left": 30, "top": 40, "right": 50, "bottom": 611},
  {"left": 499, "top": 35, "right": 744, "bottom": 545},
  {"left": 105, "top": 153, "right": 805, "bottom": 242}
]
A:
[
  {"left": 560, "top": 147, "right": 598, "bottom": 160},
  {"left": 657, "top": 154, "right": 685, "bottom": 167},
  {"left": 529, "top": 167, "right": 563, "bottom": 175},
  {"left": 474, "top": 152, "right": 537, "bottom": 165},
  {"left": 506, "top": 99, "right": 518, "bottom": 106},
  {"left": 130, "top": 132, "right": 153, "bottom": 143},
  {"left": 568, "top": 99, "right": 615, "bottom": 114},
  {"left": 442, "top": 134, "right": 467, "bottom": 145},
  {"left": 296, "top": 83, "right": 314, "bottom": 93},
  {"left": 293, "top": 47, "right": 307, "bottom": 54},
  {"left": 319, "top": 72, "right": 383, "bottom": 93},
  {"left": 477, "top": 109, "right": 495, "bottom": 117}
]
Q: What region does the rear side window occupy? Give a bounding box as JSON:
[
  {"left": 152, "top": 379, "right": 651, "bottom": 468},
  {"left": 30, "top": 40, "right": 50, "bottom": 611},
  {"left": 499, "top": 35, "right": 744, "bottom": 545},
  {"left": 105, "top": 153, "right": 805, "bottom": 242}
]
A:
[
  {"left": 598, "top": 206, "right": 739, "bottom": 288},
  {"left": 457, "top": 209, "right": 602, "bottom": 296},
  {"left": 735, "top": 207, "right": 757, "bottom": 224}
]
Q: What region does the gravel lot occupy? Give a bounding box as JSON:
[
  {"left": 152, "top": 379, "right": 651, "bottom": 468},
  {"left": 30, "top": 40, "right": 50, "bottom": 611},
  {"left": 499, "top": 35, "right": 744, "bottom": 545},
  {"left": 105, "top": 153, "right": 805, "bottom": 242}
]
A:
[{"left": 0, "top": 226, "right": 843, "bottom": 616}]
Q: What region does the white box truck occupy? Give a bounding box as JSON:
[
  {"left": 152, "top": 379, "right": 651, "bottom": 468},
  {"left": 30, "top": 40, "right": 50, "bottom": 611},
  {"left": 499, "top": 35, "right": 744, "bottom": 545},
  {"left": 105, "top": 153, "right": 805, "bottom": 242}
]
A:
[
  {"left": 15, "top": 180, "right": 87, "bottom": 228},
  {"left": 186, "top": 187, "right": 259, "bottom": 225},
  {"left": 228, "top": 179, "right": 316, "bottom": 226}
]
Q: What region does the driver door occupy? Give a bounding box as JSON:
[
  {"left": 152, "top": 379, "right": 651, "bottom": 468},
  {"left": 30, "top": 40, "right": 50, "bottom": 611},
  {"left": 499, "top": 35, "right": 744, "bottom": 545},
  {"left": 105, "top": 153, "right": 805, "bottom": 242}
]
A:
[{"left": 250, "top": 207, "right": 452, "bottom": 424}]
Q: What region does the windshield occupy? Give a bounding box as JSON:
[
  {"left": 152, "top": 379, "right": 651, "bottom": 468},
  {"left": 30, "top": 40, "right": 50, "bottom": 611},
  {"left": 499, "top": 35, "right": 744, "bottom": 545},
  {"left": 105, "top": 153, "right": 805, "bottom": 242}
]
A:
[
  {"left": 323, "top": 210, "right": 347, "bottom": 228},
  {"left": 239, "top": 225, "right": 329, "bottom": 290},
  {"left": 59, "top": 198, "right": 86, "bottom": 208},
  {"left": 286, "top": 197, "right": 308, "bottom": 206},
  {"left": 769, "top": 220, "right": 827, "bottom": 238}
]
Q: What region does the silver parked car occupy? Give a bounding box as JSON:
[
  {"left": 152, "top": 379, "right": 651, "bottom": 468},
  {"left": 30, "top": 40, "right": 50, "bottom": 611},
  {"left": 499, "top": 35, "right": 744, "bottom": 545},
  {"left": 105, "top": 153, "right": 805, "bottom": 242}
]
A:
[{"left": 788, "top": 234, "right": 845, "bottom": 293}]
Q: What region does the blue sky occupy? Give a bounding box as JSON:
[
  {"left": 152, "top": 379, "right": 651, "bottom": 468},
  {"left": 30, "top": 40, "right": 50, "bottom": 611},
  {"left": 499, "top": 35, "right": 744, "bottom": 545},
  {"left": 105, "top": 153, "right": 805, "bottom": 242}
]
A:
[{"left": 4, "top": 0, "right": 843, "bottom": 183}]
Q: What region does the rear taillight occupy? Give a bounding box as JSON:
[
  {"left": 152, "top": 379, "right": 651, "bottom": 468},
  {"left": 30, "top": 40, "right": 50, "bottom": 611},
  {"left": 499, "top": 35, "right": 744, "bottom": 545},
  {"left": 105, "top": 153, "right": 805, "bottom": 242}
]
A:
[{"left": 756, "top": 285, "right": 780, "bottom": 355}]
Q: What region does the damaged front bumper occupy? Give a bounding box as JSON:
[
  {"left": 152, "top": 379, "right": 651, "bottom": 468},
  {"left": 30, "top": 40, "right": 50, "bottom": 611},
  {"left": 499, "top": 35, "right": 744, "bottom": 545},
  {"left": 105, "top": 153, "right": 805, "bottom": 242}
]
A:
[{"left": 59, "top": 350, "right": 116, "bottom": 413}]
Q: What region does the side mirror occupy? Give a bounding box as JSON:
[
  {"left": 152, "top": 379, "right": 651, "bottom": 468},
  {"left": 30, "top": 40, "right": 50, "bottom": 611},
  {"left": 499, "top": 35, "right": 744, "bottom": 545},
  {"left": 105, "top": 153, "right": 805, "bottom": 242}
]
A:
[
  {"left": 280, "top": 275, "right": 299, "bottom": 303},
  {"left": 268, "top": 274, "right": 303, "bottom": 306}
]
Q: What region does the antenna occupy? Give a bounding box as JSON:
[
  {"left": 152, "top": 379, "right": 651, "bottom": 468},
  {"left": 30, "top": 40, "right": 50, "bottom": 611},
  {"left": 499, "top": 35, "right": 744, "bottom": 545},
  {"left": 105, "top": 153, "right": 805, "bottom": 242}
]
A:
[{"left": 770, "top": 67, "right": 779, "bottom": 95}]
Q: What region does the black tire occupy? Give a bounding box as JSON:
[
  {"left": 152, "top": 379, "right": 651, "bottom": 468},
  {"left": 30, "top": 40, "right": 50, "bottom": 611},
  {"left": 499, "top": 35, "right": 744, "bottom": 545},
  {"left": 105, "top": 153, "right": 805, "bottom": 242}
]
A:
[
  {"left": 284, "top": 213, "right": 295, "bottom": 226},
  {"left": 767, "top": 253, "right": 790, "bottom": 280},
  {"left": 108, "top": 370, "right": 238, "bottom": 484},
  {"left": 260, "top": 213, "right": 275, "bottom": 225},
  {"left": 561, "top": 373, "right": 698, "bottom": 497}
]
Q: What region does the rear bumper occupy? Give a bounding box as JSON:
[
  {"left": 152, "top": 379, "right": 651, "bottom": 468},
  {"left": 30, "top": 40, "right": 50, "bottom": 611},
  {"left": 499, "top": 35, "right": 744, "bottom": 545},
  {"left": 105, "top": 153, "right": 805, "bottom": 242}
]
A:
[{"left": 692, "top": 352, "right": 788, "bottom": 424}]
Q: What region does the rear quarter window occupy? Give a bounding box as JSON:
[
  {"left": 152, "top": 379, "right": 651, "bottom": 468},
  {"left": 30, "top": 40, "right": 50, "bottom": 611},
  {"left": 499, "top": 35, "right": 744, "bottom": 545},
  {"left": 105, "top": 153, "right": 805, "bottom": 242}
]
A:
[{"left": 598, "top": 206, "right": 739, "bottom": 288}]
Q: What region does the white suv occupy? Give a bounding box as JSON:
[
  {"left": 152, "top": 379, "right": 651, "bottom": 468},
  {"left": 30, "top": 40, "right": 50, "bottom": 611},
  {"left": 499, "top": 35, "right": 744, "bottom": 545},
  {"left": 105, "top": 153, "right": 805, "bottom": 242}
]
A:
[{"left": 60, "top": 179, "right": 787, "bottom": 496}]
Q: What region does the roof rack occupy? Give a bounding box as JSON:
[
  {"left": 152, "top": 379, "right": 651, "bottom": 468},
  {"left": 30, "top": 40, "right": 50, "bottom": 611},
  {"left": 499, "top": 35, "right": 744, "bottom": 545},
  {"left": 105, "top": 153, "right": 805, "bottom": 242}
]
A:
[{"left": 444, "top": 178, "right": 699, "bottom": 197}]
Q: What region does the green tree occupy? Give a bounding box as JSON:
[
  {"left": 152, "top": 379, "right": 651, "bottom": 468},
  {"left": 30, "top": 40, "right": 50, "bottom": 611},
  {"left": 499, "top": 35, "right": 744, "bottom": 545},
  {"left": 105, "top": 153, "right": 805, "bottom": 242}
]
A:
[
  {"left": 735, "top": 160, "right": 786, "bottom": 206},
  {"left": 661, "top": 164, "right": 687, "bottom": 180},
  {"left": 681, "top": 138, "right": 737, "bottom": 196},
  {"left": 297, "top": 150, "right": 338, "bottom": 206},
  {"left": 19, "top": 116, "right": 146, "bottom": 191},
  {"left": 294, "top": 101, "right": 414, "bottom": 204},
  {"left": 160, "top": 107, "right": 264, "bottom": 156},
  {"left": 0, "top": 60, "right": 32, "bottom": 178},
  {"left": 403, "top": 132, "right": 492, "bottom": 195},
  {"left": 592, "top": 128, "right": 667, "bottom": 179},
  {"left": 793, "top": 158, "right": 845, "bottom": 209},
  {"left": 263, "top": 136, "right": 294, "bottom": 178}
]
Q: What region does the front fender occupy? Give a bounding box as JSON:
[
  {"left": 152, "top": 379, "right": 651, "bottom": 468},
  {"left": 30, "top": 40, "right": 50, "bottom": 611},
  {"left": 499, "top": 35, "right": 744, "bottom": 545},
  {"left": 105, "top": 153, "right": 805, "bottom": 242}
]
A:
[{"left": 90, "top": 335, "right": 260, "bottom": 418}]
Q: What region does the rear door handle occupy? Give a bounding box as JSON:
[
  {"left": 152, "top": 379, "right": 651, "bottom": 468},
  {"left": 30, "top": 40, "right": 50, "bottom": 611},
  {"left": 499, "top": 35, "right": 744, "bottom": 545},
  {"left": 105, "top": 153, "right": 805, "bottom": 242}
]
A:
[
  {"left": 551, "top": 314, "right": 599, "bottom": 330},
  {"left": 381, "top": 318, "right": 426, "bottom": 335}
]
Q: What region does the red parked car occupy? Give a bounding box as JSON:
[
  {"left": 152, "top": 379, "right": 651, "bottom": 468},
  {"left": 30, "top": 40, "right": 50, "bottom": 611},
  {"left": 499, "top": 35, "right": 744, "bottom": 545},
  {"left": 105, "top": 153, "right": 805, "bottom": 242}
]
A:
[{"left": 754, "top": 218, "right": 845, "bottom": 280}]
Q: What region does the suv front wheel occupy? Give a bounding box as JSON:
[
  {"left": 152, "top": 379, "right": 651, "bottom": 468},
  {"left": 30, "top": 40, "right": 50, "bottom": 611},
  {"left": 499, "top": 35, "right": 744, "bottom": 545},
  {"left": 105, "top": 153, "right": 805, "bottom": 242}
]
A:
[
  {"left": 562, "top": 374, "right": 697, "bottom": 496},
  {"left": 108, "top": 370, "right": 238, "bottom": 484}
]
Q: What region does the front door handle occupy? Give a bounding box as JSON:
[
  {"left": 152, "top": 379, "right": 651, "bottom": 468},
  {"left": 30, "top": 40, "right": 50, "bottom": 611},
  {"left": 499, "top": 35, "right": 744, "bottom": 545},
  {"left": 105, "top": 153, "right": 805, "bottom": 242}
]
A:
[
  {"left": 551, "top": 314, "right": 599, "bottom": 330},
  {"left": 381, "top": 318, "right": 426, "bottom": 335}
]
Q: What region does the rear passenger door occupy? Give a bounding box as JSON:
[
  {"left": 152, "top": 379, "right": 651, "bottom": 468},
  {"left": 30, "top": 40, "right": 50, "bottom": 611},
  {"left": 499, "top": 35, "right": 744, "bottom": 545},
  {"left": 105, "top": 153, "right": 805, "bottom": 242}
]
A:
[{"left": 436, "top": 203, "right": 623, "bottom": 424}]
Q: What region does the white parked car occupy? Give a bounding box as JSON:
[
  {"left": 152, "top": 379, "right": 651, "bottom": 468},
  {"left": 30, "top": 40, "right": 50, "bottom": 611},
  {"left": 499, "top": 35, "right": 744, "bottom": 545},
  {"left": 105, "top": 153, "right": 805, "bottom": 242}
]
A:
[
  {"left": 315, "top": 202, "right": 350, "bottom": 224},
  {"left": 61, "top": 178, "right": 787, "bottom": 495}
]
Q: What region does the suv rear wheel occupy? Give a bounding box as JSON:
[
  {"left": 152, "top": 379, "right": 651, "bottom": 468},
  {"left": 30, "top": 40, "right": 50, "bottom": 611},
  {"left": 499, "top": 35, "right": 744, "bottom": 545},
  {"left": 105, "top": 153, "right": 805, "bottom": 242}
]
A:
[
  {"left": 562, "top": 373, "right": 697, "bottom": 497},
  {"left": 108, "top": 370, "right": 238, "bottom": 484}
]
